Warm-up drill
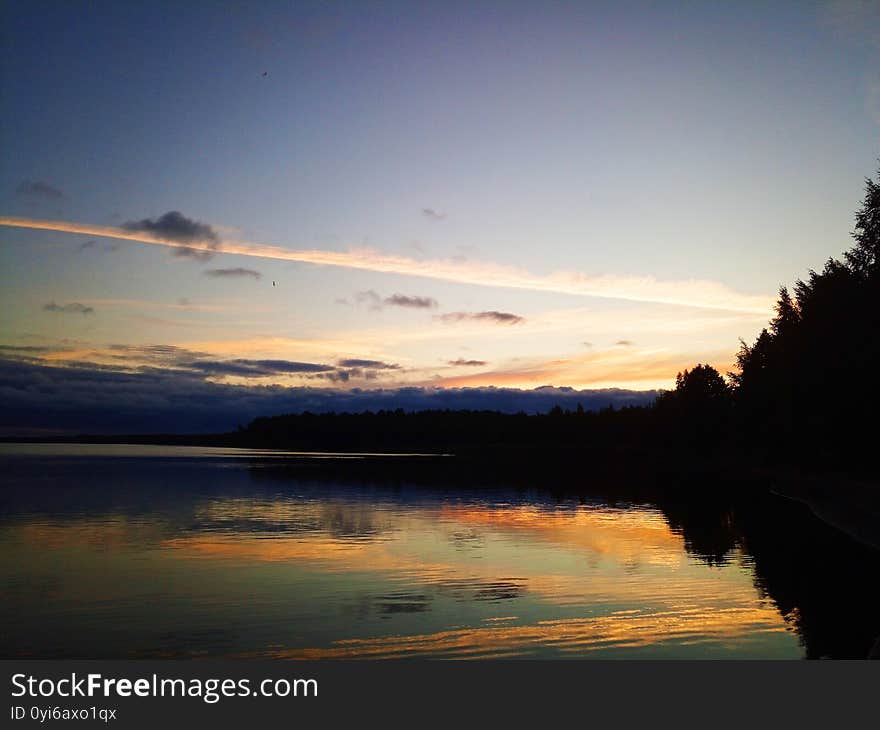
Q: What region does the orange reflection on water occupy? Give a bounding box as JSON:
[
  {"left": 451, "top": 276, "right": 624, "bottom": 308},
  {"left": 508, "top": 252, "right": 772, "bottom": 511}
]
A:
[
  {"left": 2, "top": 497, "right": 796, "bottom": 658},
  {"left": 155, "top": 499, "right": 787, "bottom": 649},
  {"left": 248, "top": 606, "right": 789, "bottom": 659},
  {"left": 437, "top": 503, "right": 688, "bottom": 566}
]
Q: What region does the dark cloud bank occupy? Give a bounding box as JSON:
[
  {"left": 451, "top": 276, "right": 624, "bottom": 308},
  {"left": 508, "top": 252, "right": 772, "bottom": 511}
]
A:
[{"left": 0, "top": 358, "right": 659, "bottom": 435}]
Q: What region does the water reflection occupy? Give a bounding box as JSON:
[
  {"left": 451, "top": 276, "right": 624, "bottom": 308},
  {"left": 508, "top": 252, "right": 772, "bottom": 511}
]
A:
[{"left": 0, "top": 445, "right": 878, "bottom": 658}]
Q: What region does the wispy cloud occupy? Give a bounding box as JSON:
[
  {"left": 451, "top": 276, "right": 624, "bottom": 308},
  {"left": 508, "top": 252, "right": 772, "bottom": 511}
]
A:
[
  {"left": 74, "top": 238, "right": 121, "bottom": 254},
  {"left": 74, "top": 297, "right": 237, "bottom": 313},
  {"left": 204, "top": 267, "right": 262, "bottom": 280},
  {"left": 438, "top": 311, "right": 525, "bottom": 325},
  {"left": 0, "top": 344, "right": 53, "bottom": 355},
  {"left": 107, "top": 344, "right": 211, "bottom": 365},
  {"left": 384, "top": 294, "right": 438, "bottom": 309},
  {"left": 183, "top": 357, "right": 403, "bottom": 381},
  {"left": 430, "top": 346, "right": 735, "bottom": 390},
  {"left": 16, "top": 180, "right": 64, "bottom": 200},
  {"left": 187, "top": 359, "right": 335, "bottom": 377},
  {"left": 14, "top": 332, "right": 411, "bottom": 386},
  {"left": 0, "top": 216, "right": 774, "bottom": 312},
  {"left": 337, "top": 358, "right": 400, "bottom": 370},
  {"left": 43, "top": 301, "right": 94, "bottom": 315},
  {"left": 448, "top": 359, "right": 488, "bottom": 367},
  {"left": 352, "top": 290, "right": 438, "bottom": 311}
]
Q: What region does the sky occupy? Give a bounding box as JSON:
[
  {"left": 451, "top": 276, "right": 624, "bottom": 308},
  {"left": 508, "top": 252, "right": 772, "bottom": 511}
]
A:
[{"left": 1, "top": 0, "right": 878, "bottom": 432}]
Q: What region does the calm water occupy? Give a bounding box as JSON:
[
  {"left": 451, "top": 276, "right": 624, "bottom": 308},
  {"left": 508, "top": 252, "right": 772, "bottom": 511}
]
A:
[{"left": 1, "top": 444, "right": 878, "bottom": 659}]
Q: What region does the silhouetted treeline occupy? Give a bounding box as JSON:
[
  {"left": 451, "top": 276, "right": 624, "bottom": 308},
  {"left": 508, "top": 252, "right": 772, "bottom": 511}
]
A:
[
  {"left": 728, "top": 168, "right": 880, "bottom": 473},
  {"left": 14, "top": 168, "right": 878, "bottom": 480},
  {"left": 650, "top": 169, "right": 880, "bottom": 475},
  {"left": 231, "top": 168, "right": 880, "bottom": 479},
  {"left": 236, "top": 405, "right": 663, "bottom": 459},
  {"left": 231, "top": 397, "right": 733, "bottom": 472}
]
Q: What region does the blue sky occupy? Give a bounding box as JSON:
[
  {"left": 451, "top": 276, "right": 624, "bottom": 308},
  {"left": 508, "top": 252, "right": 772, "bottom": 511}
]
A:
[{"left": 1, "top": 0, "right": 878, "bottom": 429}]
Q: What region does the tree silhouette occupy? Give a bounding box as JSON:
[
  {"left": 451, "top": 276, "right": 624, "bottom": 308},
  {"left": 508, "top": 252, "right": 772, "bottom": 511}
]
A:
[
  {"left": 845, "top": 172, "right": 880, "bottom": 279},
  {"left": 732, "top": 166, "right": 880, "bottom": 472},
  {"left": 655, "top": 364, "right": 732, "bottom": 452},
  {"left": 217, "top": 167, "right": 880, "bottom": 478},
  {"left": 672, "top": 364, "right": 730, "bottom": 402}
]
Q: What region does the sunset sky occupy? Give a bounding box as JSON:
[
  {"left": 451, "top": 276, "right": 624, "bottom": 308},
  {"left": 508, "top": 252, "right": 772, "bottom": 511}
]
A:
[{"left": 1, "top": 0, "right": 878, "bottom": 431}]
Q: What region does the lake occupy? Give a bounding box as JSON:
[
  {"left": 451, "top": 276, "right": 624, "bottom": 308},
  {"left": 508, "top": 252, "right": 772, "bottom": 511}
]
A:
[{"left": 1, "top": 444, "right": 878, "bottom": 659}]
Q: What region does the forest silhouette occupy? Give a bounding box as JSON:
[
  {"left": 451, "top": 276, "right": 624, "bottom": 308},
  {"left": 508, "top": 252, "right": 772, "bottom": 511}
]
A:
[
  {"left": 30, "top": 168, "right": 878, "bottom": 482},
  {"left": 221, "top": 168, "right": 880, "bottom": 479}
]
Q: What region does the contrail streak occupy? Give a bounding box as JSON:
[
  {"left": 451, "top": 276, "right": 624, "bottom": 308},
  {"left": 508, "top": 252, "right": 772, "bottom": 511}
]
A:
[{"left": 0, "top": 216, "right": 773, "bottom": 313}]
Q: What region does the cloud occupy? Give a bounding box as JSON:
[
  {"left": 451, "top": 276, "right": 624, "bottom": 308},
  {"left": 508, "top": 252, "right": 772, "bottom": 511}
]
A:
[
  {"left": 437, "top": 311, "right": 525, "bottom": 325},
  {"left": 448, "top": 359, "right": 488, "bottom": 367},
  {"left": 76, "top": 239, "right": 119, "bottom": 254},
  {"left": 615, "top": 340, "right": 634, "bottom": 346},
  {"left": 74, "top": 297, "right": 232, "bottom": 314},
  {"left": 430, "top": 346, "right": 736, "bottom": 391},
  {"left": 106, "top": 344, "right": 211, "bottom": 366},
  {"left": 0, "top": 358, "right": 661, "bottom": 434},
  {"left": 187, "top": 359, "right": 335, "bottom": 377},
  {"left": 582, "top": 342, "right": 593, "bottom": 349},
  {"left": 204, "top": 267, "right": 262, "bottom": 280},
  {"left": 337, "top": 359, "right": 401, "bottom": 370},
  {"left": 354, "top": 290, "right": 383, "bottom": 310},
  {"left": 122, "top": 211, "right": 221, "bottom": 260},
  {"left": 16, "top": 180, "right": 64, "bottom": 200},
  {"left": 422, "top": 208, "right": 446, "bottom": 220},
  {"left": 310, "top": 359, "right": 403, "bottom": 383},
  {"left": 37, "top": 345, "right": 375, "bottom": 382},
  {"left": 352, "top": 291, "right": 438, "bottom": 311},
  {"left": 0, "top": 216, "right": 775, "bottom": 313},
  {"left": 0, "top": 344, "right": 52, "bottom": 355},
  {"left": 27, "top": 338, "right": 407, "bottom": 385},
  {"left": 314, "top": 370, "right": 354, "bottom": 383},
  {"left": 384, "top": 294, "right": 438, "bottom": 309},
  {"left": 43, "top": 302, "right": 94, "bottom": 315}
]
